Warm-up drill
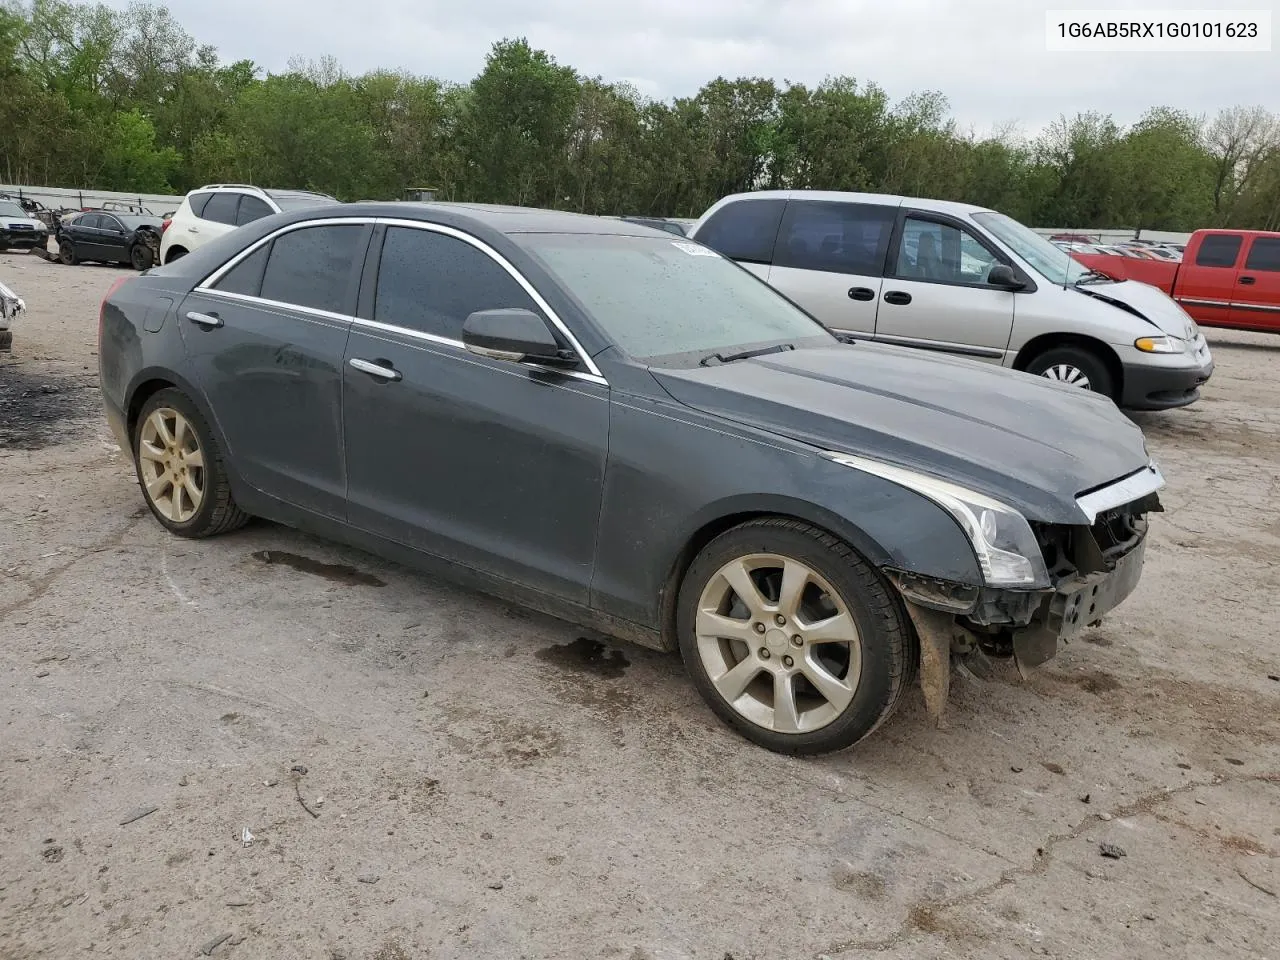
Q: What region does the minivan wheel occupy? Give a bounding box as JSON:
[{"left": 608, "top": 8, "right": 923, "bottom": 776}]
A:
[
  {"left": 1026, "top": 346, "right": 1114, "bottom": 399},
  {"left": 133, "top": 389, "right": 248, "bottom": 538},
  {"left": 677, "top": 518, "right": 915, "bottom": 755}
]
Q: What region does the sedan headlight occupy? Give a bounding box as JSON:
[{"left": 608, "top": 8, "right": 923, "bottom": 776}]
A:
[
  {"left": 1134, "top": 335, "right": 1185, "bottom": 354},
  {"left": 825, "top": 452, "right": 1050, "bottom": 588}
]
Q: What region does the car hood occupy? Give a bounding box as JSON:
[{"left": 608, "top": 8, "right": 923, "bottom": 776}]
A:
[
  {"left": 1073, "top": 279, "right": 1194, "bottom": 338},
  {"left": 651, "top": 344, "right": 1151, "bottom": 524}
]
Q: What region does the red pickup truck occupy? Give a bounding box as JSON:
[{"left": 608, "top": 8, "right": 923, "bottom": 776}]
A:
[{"left": 1070, "top": 229, "right": 1280, "bottom": 333}]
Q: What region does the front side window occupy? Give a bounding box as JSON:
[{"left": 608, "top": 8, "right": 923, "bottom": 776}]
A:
[
  {"left": 202, "top": 192, "right": 240, "bottom": 226},
  {"left": 895, "top": 217, "right": 1002, "bottom": 285},
  {"left": 1244, "top": 237, "right": 1280, "bottom": 272},
  {"left": 773, "top": 201, "right": 896, "bottom": 276},
  {"left": 1195, "top": 234, "right": 1243, "bottom": 268},
  {"left": 99, "top": 215, "right": 124, "bottom": 233},
  {"left": 259, "top": 225, "right": 365, "bottom": 314},
  {"left": 521, "top": 233, "right": 833, "bottom": 362},
  {"left": 693, "top": 199, "right": 786, "bottom": 264},
  {"left": 374, "top": 227, "right": 539, "bottom": 341},
  {"left": 971, "top": 211, "right": 1092, "bottom": 285}
]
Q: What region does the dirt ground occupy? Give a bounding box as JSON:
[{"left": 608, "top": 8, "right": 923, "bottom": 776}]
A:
[{"left": 1, "top": 247, "right": 1277, "bottom": 960}]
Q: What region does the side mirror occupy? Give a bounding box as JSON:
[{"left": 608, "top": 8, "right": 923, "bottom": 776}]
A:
[
  {"left": 462, "top": 308, "right": 569, "bottom": 364},
  {"left": 988, "top": 264, "right": 1026, "bottom": 290}
]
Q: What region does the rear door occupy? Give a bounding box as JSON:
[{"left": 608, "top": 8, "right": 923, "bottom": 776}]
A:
[
  {"left": 873, "top": 212, "right": 1016, "bottom": 361},
  {"left": 65, "top": 214, "right": 101, "bottom": 258},
  {"left": 1229, "top": 235, "right": 1280, "bottom": 332},
  {"left": 1175, "top": 233, "right": 1242, "bottom": 326},
  {"left": 690, "top": 198, "right": 784, "bottom": 281},
  {"left": 178, "top": 219, "right": 372, "bottom": 518}
]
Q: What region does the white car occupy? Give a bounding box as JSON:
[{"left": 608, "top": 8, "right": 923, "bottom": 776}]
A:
[
  {"left": 0, "top": 276, "right": 24, "bottom": 351},
  {"left": 159, "top": 184, "right": 338, "bottom": 264},
  {"left": 0, "top": 198, "right": 50, "bottom": 252}
]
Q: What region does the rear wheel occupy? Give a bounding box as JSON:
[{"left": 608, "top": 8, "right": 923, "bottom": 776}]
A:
[
  {"left": 133, "top": 388, "right": 248, "bottom": 538},
  {"left": 164, "top": 247, "right": 187, "bottom": 264},
  {"left": 677, "top": 518, "right": 915, "bottom": 755},
  {"left": 1026, "top": 345, "right": 1115, "bottom": 400}
]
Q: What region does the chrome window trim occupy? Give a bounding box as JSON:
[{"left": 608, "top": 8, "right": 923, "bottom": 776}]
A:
[
  {"left": 197, "top": 287, "right": 353, "bottom": 326},
  {"left": 1075, "top": 462, "right": 1165, "bottom": 523},
  {"left": 194, "top": 214, "right": 606, "bottom": 383}
]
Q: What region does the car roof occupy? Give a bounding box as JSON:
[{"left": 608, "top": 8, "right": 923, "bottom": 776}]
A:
[
  {"left": 707, "top": 189, "right": 998, "bottom": 219},
  {"left": 318, "top": 201, "right": 668, "bottom": 237}
]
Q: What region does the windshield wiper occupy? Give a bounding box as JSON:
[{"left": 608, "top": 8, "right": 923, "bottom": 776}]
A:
[
  {"left": 699, "top": 343, "right": 795, "bottom": 366},
  {"left": 1074, "top": 269, "right": 1115, "bottom": 285}
]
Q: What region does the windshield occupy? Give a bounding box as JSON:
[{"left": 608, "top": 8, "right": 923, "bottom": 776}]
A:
[
  {"left": 0, "top": 201, "right": 28, "bottom": 218},
  {"left": 972, "top": 212, "right": 1094, "bottom": 285},
  {"left": 269, "top": 193, "right": 338, "bottom": 212},
  {"left": 520, "top": 233, "right": 834, "bottom": 361}
]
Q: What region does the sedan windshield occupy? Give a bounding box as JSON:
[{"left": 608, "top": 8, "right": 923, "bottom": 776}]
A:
[
  {"left": 520, "top": 233, "right": 834, "bottom": 361},
  {"left": 972, "top": 212, "right": 1095, "bottom": 285}
]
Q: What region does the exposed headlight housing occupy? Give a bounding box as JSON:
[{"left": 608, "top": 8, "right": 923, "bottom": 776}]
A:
[
  {"left": 824, "top": 452, "right": 1050, "bottom": 588},
  {"left": 1134, "top": 335, "right": 1184, "bottom": 354}
]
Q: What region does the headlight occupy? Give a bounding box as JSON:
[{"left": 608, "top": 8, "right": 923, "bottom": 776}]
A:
[
  {"left": 824, "top": 452, "right": 1050, "bottom": 588},
  {"left": 1134, "top": 335, "right": 1184, "bottom": 354}
]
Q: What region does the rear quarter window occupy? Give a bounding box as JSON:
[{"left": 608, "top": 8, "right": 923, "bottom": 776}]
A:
[
  {"left": 187, "top": 192, "right": 214, "bottom": 218},
  {"left": 693, "top": 199, "right": 785, "bottom": 264},
  {"left": 1194, "top": 234, "right": 1243, "bottom": 268}
]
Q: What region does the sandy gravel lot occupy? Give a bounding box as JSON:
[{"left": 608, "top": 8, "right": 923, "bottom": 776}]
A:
[{"left": 1, "top": 248, "right": 1277, "bottom": 960}]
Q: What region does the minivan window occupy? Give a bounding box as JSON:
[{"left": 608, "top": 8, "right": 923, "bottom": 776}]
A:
[
  {"left": 1244, "top": 237, "right": 1280, "bottom": 272},
  {"left": 1195, "top": 234, "right": 1243, "bottom": 268},
  {"left": 236, "top": 195, "right": 273, "bottom": 225},
  {"left": 695, "top": 199, "right": 785, "bottom": 264},
  {"left": 971, "top": 212, "right": 1091, "bottom": 285},
  {"left": 773, "top": 201, "right": 895, "bottom": 276},
  {"left": 259, "top": 225, "right": 364, "bottom": 314},
  {"left": 522, "top": 233, "right": 833, "bottom": 361},
  {"left": 202, "top": 192, "right": 240, "bottom": 226},
  {"left": 895, "top": 217, "right": 1002, "bottom": 285},
  {"left": 374, "top": 227, "right": 539, "bottom": 341}
]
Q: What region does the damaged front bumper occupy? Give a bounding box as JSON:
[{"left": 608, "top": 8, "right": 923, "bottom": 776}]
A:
[
  {"left": 0, "top": 277, "right": 24, "bottom": 351},
  {"left": 888, "top": 496, "right": 1155, "bottom": 723}
]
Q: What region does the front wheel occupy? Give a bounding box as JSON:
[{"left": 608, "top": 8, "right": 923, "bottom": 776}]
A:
[
  {"left": 58, "top": 240, "right": 78, "bottom": 265},
  {"left": 677, "top": 518, "right": 915, "bottom": 755},
  {"left": 1025, "top": 345, "right": 1115, "bottom": 399},
  {"left": 130, "top": 242, "right": 154, "bottom": 270}
]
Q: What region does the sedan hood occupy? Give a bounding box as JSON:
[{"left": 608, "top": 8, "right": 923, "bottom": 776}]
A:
[
  {"left": 1074, "top": 279, "right": 1194, "bottom": 338},
  {"left": 652, "top": 344, "right": 1151, "bottom": 524}
]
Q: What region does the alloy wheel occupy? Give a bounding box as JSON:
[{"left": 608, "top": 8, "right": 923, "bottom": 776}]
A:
[
  {"left": 137, "top": 407, "right": 205, "bottom": 523},
  {"left": 694, "top": 553, "right": 862, "bottom": 734},
  {"left": 1040, "top": 363, "right": 1091, "bottom": 389}
]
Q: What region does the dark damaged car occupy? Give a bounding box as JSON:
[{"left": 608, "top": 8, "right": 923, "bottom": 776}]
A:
[{"left": 97, "top": 203, "right": 1164, "bottom": 754}]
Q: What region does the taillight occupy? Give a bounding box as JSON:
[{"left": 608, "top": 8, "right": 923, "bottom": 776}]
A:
[{"left": 161, "top": 219, "right": 171, "bottom": 233}]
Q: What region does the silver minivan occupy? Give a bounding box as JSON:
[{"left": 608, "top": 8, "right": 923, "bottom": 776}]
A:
[{"left": 689, "top": 191, "right": 1214, "bottom": 410}]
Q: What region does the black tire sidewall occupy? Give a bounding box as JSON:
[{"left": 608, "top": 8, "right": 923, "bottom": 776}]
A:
[
  {"left": 677, "top": 522, "right": 906, "bottom": 754},
  {"left": 131, "top": 243, "right": 152, "bottom": 270},
  {"left": 59, "top": 241, "right": 76, "bottom": 265},
  {"left": 1028, "top": 346, "right": 1114, "bottom": 399},
  {"left": 133, "top": 389, "right": 226, "bottom": 536}
]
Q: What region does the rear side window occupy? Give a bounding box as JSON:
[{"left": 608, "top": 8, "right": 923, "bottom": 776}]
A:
[
  {"left": 260, "top": 225, "right": 365, "bottom": 314},
  {"left": 187, "top": 192, "right": 214, "bottom": 218},
  {"left": 693, "top": 199, "right": 785, "bottom": 264},
  {"left": 202, "top": 192, "right": 240, "bottom": 226},
  {"left": 79, "top": 214, "right": 102, "bottom": 229},
  {"left": 374, "top": 226, "right": 539, "bottom": 341},
  {"left": 774, "top": 201, "right": 896, "bottom": 276},
  {"left": 236, "top": 195, "right": 273, "bottom": 226},
  {"left": 212, "top": 244, "right": 271, "bottom": 297},
  {"left": 1244, "top": 237, "right": 1280, "bottom": 272},
  {"left": 1195, "top": 234, "right": 1242, "bottom": 268}
]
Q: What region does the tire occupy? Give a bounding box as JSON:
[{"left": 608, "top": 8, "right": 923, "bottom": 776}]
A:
[
  {"left": 58, "top": 240, "right": 78, "bottom": 266},
  {"left": 677, "top": 517, "right": 915, "bottom": 755},
  {"left": 1025, "top": 345, "right": 1115, "bottom": 399},
  {"left": 132, "top": 388, "right": 249, "bottom": 538},
  {"left": 130, "top": 242, "right": 154, "bottom": 270}
]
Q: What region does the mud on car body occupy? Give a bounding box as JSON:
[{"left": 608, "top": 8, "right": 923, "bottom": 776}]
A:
[{"left": 98, "top": 203, "right": 1164, "bottom": 754}]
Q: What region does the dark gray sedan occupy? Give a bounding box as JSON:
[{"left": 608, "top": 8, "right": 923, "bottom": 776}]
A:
[{"left": 99, "top": 203, "right": 1163, "bottom": 754}]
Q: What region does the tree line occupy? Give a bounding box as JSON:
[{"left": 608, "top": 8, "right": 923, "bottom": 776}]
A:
[{"left": 3, "top": 0, "right": 1280, "bottom": 230}]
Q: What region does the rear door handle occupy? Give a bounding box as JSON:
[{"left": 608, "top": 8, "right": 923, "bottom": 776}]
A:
[
  {"left": 1238, "top": 275, "right": 1256, "bottom": 285},
  {"left": 847, "top": 287, "right": 876, "bottom": 301},
  {"left": 349, "top": 357, "right": 402, "bottom": 382},
  {"left": 883, "top": 290, "right": 913, "bottom": 305},
  {"left": 186, "top": 311, "right": 222, "bottom": 328}
]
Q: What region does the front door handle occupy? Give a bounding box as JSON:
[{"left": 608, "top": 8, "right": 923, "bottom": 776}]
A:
[
  {"left": 350, "top": 357, "right": 402, "bottom": 382},
  {"left": 186, "top": 311, "right": 222, "bottom": 328},
  {"left": 847, "top": 286, "right": 876, "bottom": 301},
  {"left": 883, "top": 290, "right": 913, "bottom": 305},
  {"left": 1238, "top": 275, "right": 1256, "bottom": 285}
]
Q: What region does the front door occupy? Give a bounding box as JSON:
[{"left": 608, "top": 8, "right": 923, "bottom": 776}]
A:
[
  {"left": 342, "top": 223, "right": 609, "bottom": 603},
  {"left": 177, "top": 220, "right": 372, "bottom": 518},
  {"left": 873, "top": 213, "right": 1016, "bottom": 362},
  {"left": 1176, "top": 233, "right": 1242, "bottom": 327},
  {"left": 1229, "top": 235, "right": 1280, "bottom": 332},
  {"left": 766, "top": 199, "right": 897, "bottom": 337}
]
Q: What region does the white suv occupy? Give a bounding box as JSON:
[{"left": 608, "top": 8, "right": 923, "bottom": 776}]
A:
[{"left": 159, "top": 184, "right": 337, "bottom": 264}]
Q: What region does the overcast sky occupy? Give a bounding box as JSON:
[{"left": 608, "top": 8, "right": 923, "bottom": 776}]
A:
[{"left": 114, "top": 0, "right": 1277, "bottom": 136}]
